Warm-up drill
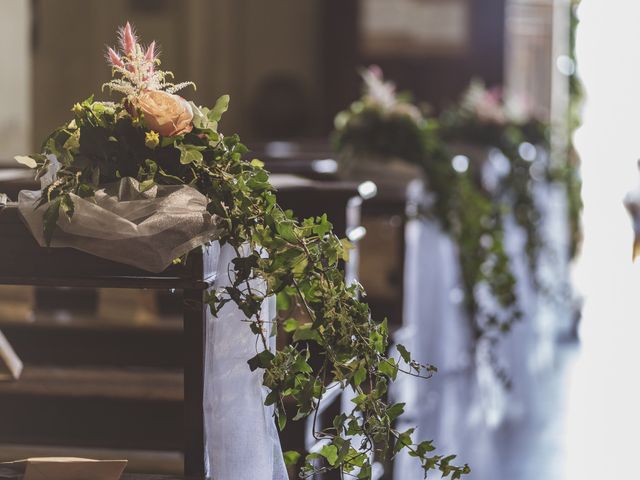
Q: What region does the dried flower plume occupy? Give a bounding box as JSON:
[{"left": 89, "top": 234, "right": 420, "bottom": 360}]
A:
[
  {"left": 103, "top": 22, "right": 195, "bottom": 100},
  {"left": 460, "top": 79, "right": 535, "bottom": 125},
  {"left": 360, "top": 65, "right": 422, "bottom": 122}
]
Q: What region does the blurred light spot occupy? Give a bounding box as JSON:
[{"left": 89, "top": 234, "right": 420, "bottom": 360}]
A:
[
  {"left": 480, "top": 234, "right": 494, "bottom": 249},
  {"left": 265, "top": 141, "right": 296, "bottom": 158},
  {"left": 358, "top": 180, "right": 378, "bottom": 199},
  {"left": 311, "top": 158, "right": 338, "bottom": 174},
  {"left": 556, "top": 55, "right": 576, "bottom": 76},
  {"left": 489, "top": 148, "right": 512, "bottom": 176},
  {"left": 529, "top": 161, "right": 546, "bottom": 181},
  {"left": 452, "top": 155, "right": 469, "bottom": 173},
  {"left": 346, "top": 225, "right": 367, "bottom": 242},
  {"left": 389, "top": 214, "right": 403, "bottom": 228},
  {"left": 518, "top": 142, "right": 538, "bottom": 162},
  {"left": 449, "top": 287, "right": 464, "bottom": 304}
]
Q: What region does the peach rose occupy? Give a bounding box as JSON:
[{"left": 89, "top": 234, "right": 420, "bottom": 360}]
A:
[{"left": 136, "top": 90, "right": 193, "bottom": 137}]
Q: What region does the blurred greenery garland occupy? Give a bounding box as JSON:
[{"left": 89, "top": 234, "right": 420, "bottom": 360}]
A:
[
  {"left": 564, "top": 0, "right": 584, "bottom": 259},
  {"left": 439, "top": 80, "right": 550, "bottom": 285},
  {"left": 333, "top": 71, "right": 524, "bottom": 369}
]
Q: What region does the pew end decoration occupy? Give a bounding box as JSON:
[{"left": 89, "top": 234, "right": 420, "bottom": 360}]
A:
[
  {"left": 441, "top": 80, "right": 579, "bottom": 320},
  {"left": 439, "top": 79, "right": 550, "bottom": 280},
  {"left": 15, "top": 24, "right": 469, "bottom": 479},
  {"left": 334, "top": 68, "right": 521, "bottom": 383}
]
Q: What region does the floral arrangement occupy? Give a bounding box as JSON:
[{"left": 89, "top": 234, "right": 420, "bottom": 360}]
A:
[
  {"left": 333, "top": 66, "right": 425, "bottom": 166},
  {"left": 334, "top": 68, "right": 520, "bottom": 381},
  {"left": 16, "top": 24, "right": 469, "bottom": 479}
]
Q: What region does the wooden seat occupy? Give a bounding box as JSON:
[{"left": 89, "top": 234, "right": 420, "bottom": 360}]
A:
[
  {"left": 0, "top": 313, "right": 182, "bottom": 368},
  {"left": 0, "top": 470, "right": 188, "bottom": 480},
  {"left": 0, "top": 203, "right": 213, "bottom": 478},
  {"left": 0, "top": 366, "right": 182, "bottom": 451}
]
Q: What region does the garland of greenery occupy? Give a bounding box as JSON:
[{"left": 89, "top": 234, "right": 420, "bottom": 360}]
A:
[
  {"left": 333, "top": 71, "right": 521, "bottom": 366},
  {"left": 564, "top": 0, "right": 584, "bottom": 259},
  {"left": 16, "top": 25, "right": 470, "bottom": 479},
  {"left": 439, "top": 105, "right": 550, "bottom": 285}
]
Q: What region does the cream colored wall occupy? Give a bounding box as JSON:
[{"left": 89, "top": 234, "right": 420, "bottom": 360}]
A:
[
  {"left": 504, "top": 0, "right": 555, "bottom": 121},
  {"left": 504, "top": 0, "right": 570, "bottom": 163},
  {"left": 241, "top": 0, "right": 322, "bottom": 135},
  {"left": 0, "top": 0, "right": 31, "bottom": 164},
  {"left": 28, "top": 0, "right": 321, "bottom": 148}
]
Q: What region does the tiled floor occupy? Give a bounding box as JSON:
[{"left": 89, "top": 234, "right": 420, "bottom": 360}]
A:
[{"left": 394, "top": 341, "right": 580, "bottom": 480}]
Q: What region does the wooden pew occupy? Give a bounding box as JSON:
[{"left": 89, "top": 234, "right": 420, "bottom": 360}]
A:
[
  {"left": 0, "top": 203, "right": 214, "bottom": 479},
  {"left": 0, "top": 170, "right": 371, "bottom": 478}
]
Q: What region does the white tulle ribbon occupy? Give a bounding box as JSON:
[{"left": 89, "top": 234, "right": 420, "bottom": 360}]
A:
[
  {"left": 18, "top": 178, "right": 220, "bottom": 273},
  {"left": 204, "top": 243, "right": 288, "bottom": 480}
]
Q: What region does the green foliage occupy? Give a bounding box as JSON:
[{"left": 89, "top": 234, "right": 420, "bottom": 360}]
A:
[
  {"left": 566, "top": 0, "right": 584, "bottom": 259},
  {"left": 333, "top": 86, "right": 523, "bottom": 351},
  {"left": 421, "top": 128, "right": 523, "bottom": 344},
  {"left": 439, "top": 111, "right": 550, "bottom": 288},
  {"left": 21, "top": 94, "right": 469, "bottom": 479}
]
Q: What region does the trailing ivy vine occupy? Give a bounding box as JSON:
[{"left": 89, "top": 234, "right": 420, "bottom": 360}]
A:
[{"left": 17, "top": 25, "right": 470, "bottom": 479}]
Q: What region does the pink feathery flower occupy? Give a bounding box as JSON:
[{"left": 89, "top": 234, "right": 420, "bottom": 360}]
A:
[
  {"left": 487, "top": 86, "right": 504, "bottom": 105},
  {"left": 119, "top": 22, "right": 137, "bottom": 56},
  {"left": 144, "top": 41, "right": 156, "bottom": 62},
  {"left": 368, "top": 64, "right": 383, "bottom": 79},
  {"left": 144, "top": 41, "right": 156, "bottom": 74},
  {"left": 107, "top": 47, "right": 123, "bottom": 68}
]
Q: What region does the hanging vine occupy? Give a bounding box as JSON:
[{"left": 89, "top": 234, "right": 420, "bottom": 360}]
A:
[
  {"left": 16, "top": 25, "right": 470, "bottom": 479},
  {"left": 439, "top": 80, "right": 550, "bottom": 282}
]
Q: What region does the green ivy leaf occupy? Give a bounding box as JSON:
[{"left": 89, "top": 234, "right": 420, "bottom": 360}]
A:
[
  {"left": 312, "top": 214, "right": 332, "bottom": 236},
  {"left": 396, "top": 344, "right": 411, "bottom": 364},
  {"left": 43, "top": 198, "right": 62, "bottom": 246},
  {"left": 14, "top": 155, "right": 38, "bottom": 169},
  {"left": 292, "top": 323, "right": 321, "bottom": 342},
  {"left": 277, "top": 411, "right": 287, "bottom": 431},
  {"left": 387, "top": 402, "right": 405, "bottom": 421},
  {"left": 394, "top": 428, "right": 415, "bottom": 454},
  {"left": 357, "top": 464, "right": 372, "bottom": 479},
  {"left": 283, "top": 318, "right": 299, "bottom": 333},
  {"left": 247, "top": 350, "right": 275, "bottom": 371},
  {"left": 179, "top": 146, "right": 204, "bottom": 165},
  {"left": 379, "top": 358, "right": 398, "bottom": 380},
  {"left": 283, "top": 451, "right": 301, "bottom": 466},
  {"left": 320, "top": 445, "right": 338, "bottom": 466},
  {"left": 353, "top": 366, "right": 367, "bottom": 386},
  {"left": 209, "top": 94, "right": 230, "bottom": 123},
  {"left": 139, "top": 179, "right": 155, "bottom": 192}
]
